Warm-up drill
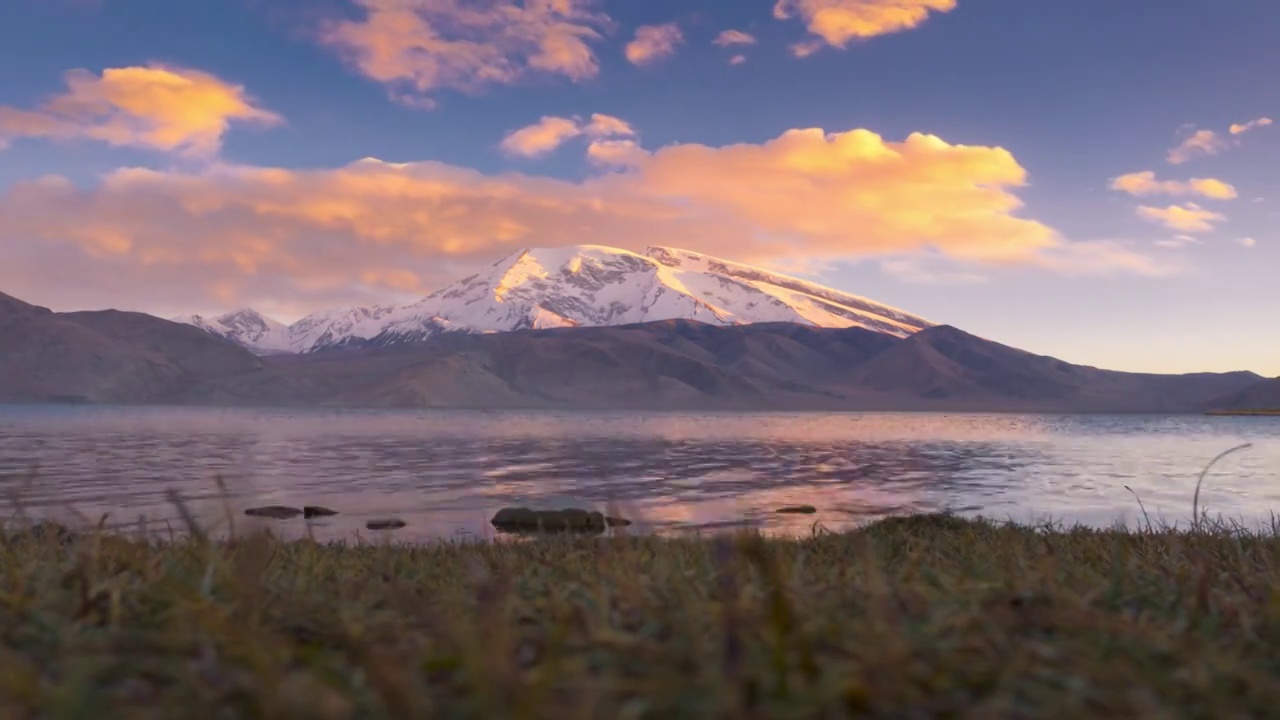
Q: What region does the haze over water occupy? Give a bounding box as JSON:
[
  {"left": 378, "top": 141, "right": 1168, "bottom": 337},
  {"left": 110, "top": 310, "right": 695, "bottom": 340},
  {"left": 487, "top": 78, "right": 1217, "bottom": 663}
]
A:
[{"left": 2, "top": 406, "right": 1277, "bottom": 542}]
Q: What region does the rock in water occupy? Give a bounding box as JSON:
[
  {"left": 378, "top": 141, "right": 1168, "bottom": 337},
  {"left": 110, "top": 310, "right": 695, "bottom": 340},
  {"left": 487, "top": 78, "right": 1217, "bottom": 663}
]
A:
[
  {"left": 303, "top": 506, "right": 338, "bottom": 519},
  {"left": 775, "top": 505, "right": 818, "bottom": 515},
  {"left": 366, "top": 519, "right": 407, "bottom": 530},
  {"left": 245, "top": 506, "right": 303, "bottom": 519},
  {"left": 491, "top": 507, "right": 608, "bottom": 533}
]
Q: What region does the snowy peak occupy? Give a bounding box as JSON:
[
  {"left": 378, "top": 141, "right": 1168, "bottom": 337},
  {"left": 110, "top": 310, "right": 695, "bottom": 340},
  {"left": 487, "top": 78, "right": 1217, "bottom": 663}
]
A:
[
  {"left": 641, "top": 246, "right": 932, "bottom": 332},
  {"left": 175, "top": 245, "right": 935, "bottom": 354},
  {"left": 285, "top": 304, "right": 401, "bottom": 353},
  {"left": 218, "top": 309, "right": 287, "bottom": 337},
  {"left": 173, "top": 308, "right": 291, "bottom": 353}
]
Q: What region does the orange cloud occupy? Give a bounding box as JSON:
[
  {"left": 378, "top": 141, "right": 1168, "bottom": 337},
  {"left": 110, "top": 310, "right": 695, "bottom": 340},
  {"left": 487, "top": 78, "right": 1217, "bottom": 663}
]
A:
[
  {"left": 713, "top": 30, "right": 757, "bottom": 46},
  {"left": 0, "top": 64, "right": 280, "bottom": 156},
  {"left": 625, "top": 23, "right": 683, "bottom": 66},
  {"left": 584, "top": 113, "right": 634, "bottom": 138},
  {"left": 774, "top": 0, "right": 956, "bottom": 52},
  {"left": 585, "top": 138, "right": 645, "bottom": 166},
  {"left": 790, "top": 40, "right": 825, "bottom": 58},
  {"left": 1229, "top": 117, "right": 1272, "bottom": 135},
  {"left": 1110, "top": 171, "right": 1237, "bottom": 200},
  {"left": 1167, "top": 130, "right": 1228, "bottom": 165},
  {"left": 318, "top": 0, "right": 610, "bottom": 106},
  {"left": 0, "top": 126, "right": 1162, "bottom": 317},
  {"left": 500, "top": 116, "right": 583, "bottom": 157},
  {"left": 1136, "top": 203, "right": 1226, "bottom": 233},
  {"left": 500, "top": 112, "right": 633, "bottom": 157}
]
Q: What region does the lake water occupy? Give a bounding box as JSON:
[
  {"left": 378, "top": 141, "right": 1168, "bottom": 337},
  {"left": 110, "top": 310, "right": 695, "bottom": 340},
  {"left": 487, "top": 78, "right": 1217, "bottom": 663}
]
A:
[{"left": 1, "top": 406, "right": 1278, "bottom": 542}]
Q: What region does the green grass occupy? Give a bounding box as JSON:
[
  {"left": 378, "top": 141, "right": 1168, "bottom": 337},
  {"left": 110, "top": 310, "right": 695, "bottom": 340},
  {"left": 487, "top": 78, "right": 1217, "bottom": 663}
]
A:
[{"left": 4, "top": 513, "right": 1280, "bottom": 719}]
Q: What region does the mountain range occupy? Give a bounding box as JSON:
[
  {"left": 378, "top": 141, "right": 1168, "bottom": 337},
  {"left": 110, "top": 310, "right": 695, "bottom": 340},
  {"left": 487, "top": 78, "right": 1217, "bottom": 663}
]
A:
[
  {"left": 1205, "top": 377, "right": 1280, "bottom": 412},
  {"left": 2, "top": 245, "right": 1272, "bottom": 412}
]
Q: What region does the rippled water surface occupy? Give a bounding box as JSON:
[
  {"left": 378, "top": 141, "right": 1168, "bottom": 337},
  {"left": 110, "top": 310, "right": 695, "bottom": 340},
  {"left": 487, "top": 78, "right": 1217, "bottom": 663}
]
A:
[{"left": 1, "top": 406, "right": 1278, "bottom": 541}]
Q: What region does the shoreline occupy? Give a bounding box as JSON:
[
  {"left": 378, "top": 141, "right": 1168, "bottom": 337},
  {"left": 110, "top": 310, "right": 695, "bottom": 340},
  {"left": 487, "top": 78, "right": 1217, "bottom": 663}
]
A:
[{"left": 1, "top": 400, "right": 1269, "bottom": 416}]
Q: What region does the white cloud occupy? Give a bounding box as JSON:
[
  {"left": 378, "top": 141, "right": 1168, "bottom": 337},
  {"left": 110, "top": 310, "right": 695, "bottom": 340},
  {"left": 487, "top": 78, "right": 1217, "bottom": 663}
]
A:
[
  {"left": 1152, "top": 234, "right": 1201, "bottom": 249},
  {"left": 713, "top": 30, "right": 757, "bottom": 46},
  {"left": 881, "top": 256, "right": 987, "bottom": 284}
]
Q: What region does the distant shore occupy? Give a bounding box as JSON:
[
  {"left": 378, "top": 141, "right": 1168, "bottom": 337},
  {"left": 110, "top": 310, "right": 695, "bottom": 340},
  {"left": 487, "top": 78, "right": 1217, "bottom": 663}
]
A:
[
  {"left": 1206, "top": 408, "right": 1280, "bottom": 416},
  {"left": 3, "top": 514, "right": 1279, "bottom": 717}
]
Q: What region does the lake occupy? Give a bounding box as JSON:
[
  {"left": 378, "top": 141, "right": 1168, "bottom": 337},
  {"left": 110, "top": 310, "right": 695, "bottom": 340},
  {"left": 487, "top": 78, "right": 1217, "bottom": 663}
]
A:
[{"left": 1, "top": 406, "right": 1277, "bottom": 542}]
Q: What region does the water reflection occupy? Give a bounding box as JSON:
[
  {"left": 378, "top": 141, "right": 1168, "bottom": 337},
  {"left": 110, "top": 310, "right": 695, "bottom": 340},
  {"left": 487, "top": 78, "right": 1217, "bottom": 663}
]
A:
[{"left": 0, "top": 407, "right": 1276, "bottom": 541}]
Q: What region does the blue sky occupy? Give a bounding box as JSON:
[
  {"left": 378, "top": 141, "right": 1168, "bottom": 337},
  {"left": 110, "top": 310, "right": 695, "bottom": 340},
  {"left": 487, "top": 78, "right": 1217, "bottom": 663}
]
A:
[{"left": 0, "top": 0, "right": 1276, "bottom": 375}]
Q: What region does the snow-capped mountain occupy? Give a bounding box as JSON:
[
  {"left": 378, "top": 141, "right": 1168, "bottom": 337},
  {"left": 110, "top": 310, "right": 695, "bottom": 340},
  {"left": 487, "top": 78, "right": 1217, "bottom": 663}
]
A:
[
  {"left": 175, "top": 245, "right": 935, "bottom": 354},
  {"left": 171, "top": 309, "right": 293, "bottom": 354}
]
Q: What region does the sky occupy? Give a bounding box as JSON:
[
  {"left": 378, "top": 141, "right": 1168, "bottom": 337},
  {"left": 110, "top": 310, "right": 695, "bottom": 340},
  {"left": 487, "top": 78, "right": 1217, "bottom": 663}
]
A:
[{"left": 0, "top": 0, "right": 1276, "bottom": 376}]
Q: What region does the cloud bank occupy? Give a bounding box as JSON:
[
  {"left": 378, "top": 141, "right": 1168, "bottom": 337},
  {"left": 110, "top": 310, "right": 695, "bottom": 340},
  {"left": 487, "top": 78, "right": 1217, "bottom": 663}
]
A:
[{"left": 0, "top": 126, "right": 1166, "bottom": 317}]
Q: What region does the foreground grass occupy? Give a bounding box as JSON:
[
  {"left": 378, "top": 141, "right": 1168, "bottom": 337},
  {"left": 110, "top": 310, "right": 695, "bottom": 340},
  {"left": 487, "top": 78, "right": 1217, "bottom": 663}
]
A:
[{"left": 3, "top": 516, "right": 1280, "bottom": 719}]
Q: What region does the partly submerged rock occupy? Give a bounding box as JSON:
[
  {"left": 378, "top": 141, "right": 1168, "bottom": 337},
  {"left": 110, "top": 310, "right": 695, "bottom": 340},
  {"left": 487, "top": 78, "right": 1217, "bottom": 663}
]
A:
[
  {"left": 775, "top": 505, "right": 818, "bottom": 515},
  {"left": 366, "top": 518, "right": 407, "bottom": 531},
  {"left": 491, "top": 507, "right": 610, "bottom": 534},
  {"left": 245, "top": 506, "right": 303, "bottom": 520},
  {"left": 303, "top": 506, "right": 339, "bottom": 519}
]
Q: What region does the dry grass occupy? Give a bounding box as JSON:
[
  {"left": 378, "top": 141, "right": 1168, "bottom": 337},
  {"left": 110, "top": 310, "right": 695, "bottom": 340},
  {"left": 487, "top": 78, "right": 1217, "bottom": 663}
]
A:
[{"left": 2, "top": 511, "right": 1280, "bottom": 719}]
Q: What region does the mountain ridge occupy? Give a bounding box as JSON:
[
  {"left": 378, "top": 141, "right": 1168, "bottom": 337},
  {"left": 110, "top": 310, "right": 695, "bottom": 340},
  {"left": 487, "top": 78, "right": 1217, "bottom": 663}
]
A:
[
  {"left": 1, "top": 292, "right": 263, "bottom": 404},
  {"left": 1203, "top": 377, "right": 1280, "bottom": 412},
  {"left": 206, "top": 320, "right": 1260, "bottom": 412},
  {"left": 0, "top": 289, "right": 1263, "bottom": 411}
]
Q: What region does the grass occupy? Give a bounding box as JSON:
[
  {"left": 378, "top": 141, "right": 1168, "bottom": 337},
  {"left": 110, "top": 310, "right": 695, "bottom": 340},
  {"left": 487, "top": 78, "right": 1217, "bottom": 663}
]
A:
[{"left": 4, "top": 512, "right": 1280, "bottom": 719}]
